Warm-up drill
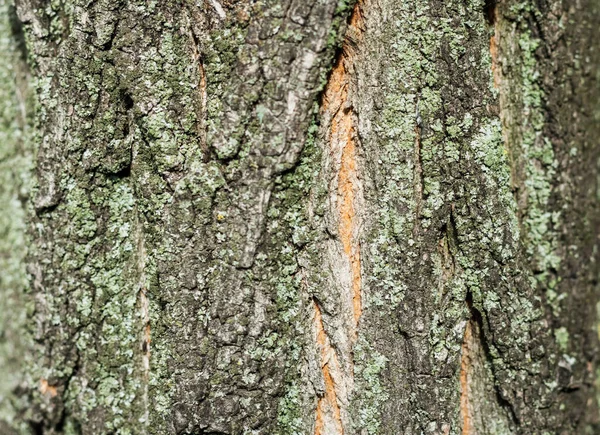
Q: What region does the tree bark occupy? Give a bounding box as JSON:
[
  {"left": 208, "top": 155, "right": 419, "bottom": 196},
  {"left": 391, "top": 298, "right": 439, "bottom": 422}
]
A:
[{"left": 0, "top": 0, "right": 599, "bottom": 434}]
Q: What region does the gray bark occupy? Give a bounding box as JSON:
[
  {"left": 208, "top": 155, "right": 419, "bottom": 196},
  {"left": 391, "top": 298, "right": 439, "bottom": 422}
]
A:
[{"left": 0, "top": 0, "right": 599, "bottom": 434}]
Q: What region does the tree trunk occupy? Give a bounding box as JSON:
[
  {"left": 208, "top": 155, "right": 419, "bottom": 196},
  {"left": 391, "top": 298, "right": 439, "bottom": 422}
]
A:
[{"left": 1, "top": 0, "right": 599, "bottom": 433}]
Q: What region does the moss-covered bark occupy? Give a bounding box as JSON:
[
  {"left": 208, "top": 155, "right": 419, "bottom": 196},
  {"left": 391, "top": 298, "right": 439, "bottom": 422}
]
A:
[{"left": 0, "top": 0, "right": 598, "bottom": 434}]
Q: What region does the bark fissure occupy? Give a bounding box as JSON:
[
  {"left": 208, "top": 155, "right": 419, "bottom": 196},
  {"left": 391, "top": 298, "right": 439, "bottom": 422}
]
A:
[
  {"left": 484, "top": 0, "right": 497, "bottom": 26},
  {"left": 337, "top": 112, "right": 362, "bottom": 330},
  {"left": 413, "top": 99, "right": 424, "bottom": 237},
  {"left": 312, "top": 1, "right": 365, "bottom": 432},
  {"left": 186, "top": 16, "right": 209, "bottom": 161},
  {"left": 459, "top": 319, "right": 474, "bottom": 435},
  {"left": 135, "top": 222, "right": 150, "bottom": 430},
  {"left": 313, "top": 300, "right": 345, "bottom": 435},
  {"left": 460, "top": 290, "right": 519, "bottom": 435}
]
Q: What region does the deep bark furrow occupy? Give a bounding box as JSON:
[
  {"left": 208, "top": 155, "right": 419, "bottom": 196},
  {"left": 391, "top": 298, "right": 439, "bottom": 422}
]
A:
[
  {"left": 311, "top": 2, "right": 365, "bottom": 433},
  {"left": 313, "top": 301, "right": 345, "bottom": 435}
]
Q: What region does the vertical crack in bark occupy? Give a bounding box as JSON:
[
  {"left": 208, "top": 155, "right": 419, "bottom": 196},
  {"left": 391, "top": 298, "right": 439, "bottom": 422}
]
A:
[
  {"left": 135, "top": 222, "right": 150, "bottom": 429},
  {"left": 489, "top": 0, "right": 516, "bottom": 196},
  {"left": 314, "top": 301, "right": 345, "bottom": 435},
  {"left": 460, "top": 320, "right": 475, "bottom": 435},
  {"left": 460, "top": 290, "right": 518, "bottom": 434},
  {"left": 484, "top": 0, "right": 497, "bottom": 26},
  {"left": 337, "top": 113, "right": 362, "bottom": 328},
  {"left": 413, "top": 108, "right": 424, "bottom": 237},
  {"left": 437, "top": 220, "right": 456, "bottom": 297},
  {"left": 198, "top": 56, "right": 208, "bottom": 158},
  {"left": 313, "top": 2, "right": 365, "bottom": 433},
  {"left": 490, "top": 27, "right": 500, "bottom": 91},
  {"left": 187, "top": 21, "right": 209, "bottom": 160},
  {"left": 487, "top": 0, "right": 500, "bottom": 108},
  {"left": 436, "top": 219, "right": 479, "bottom": 435},
  {"left": 326, "top": 0, "right": 364, "bottom": 338}
]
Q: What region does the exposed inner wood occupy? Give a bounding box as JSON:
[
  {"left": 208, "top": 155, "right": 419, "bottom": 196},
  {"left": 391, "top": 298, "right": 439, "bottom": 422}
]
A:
[
  {"left": 460, "top": 321, "right": 475, "bottom": 435},
  {"left": 313, "top": 2, "right": 365, "bottom": 433},
  {"left": 136, "top": 224, "right": 150, "bottom": 428},
  {"left": 39, "top": 379, "right": 58, "bottom": 398},
  {"left": 490, "top": 32, "right": 500, "bottom": 90},
  {"left": 338, "top": 121, "right": 362, "bottom": 327},
  {"left": 314, "top": 302, "right": 344, "bottom": 435},
  {"left": 323, "top": 0, "right": 364, "bottom": 336}
]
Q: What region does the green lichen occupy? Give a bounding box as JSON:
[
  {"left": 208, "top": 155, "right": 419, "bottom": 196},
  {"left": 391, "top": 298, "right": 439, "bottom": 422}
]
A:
[
  {"left": 275, "top": 382, "right": 304, "bottom": 435},
  {"left": 554, "top": 327, "right": 569, "bottom": 352},
  {"left": 272, "top": 111, "right": 323, "bottom": 435},
  {"left": 353, "top": 339, "right": 389, "bottom": 435},
  {"left": 518, "top": 30, "right": 561, "bottom": 285}
]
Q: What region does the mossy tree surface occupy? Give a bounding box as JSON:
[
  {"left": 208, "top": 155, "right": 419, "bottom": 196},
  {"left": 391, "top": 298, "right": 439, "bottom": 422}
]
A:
[{"left": 0, "top": 0, "right": 598, "bottom": 434}]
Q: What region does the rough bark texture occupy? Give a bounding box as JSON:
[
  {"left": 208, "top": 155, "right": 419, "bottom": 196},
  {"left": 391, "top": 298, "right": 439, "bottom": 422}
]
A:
[{"left": 0, "top": 0, "right": 599, "bottom": 434}]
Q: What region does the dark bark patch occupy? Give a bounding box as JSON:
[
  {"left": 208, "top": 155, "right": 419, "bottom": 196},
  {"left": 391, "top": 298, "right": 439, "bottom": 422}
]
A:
[{"left": 484, "top": 0, "right": 497, "bottom": 25}]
